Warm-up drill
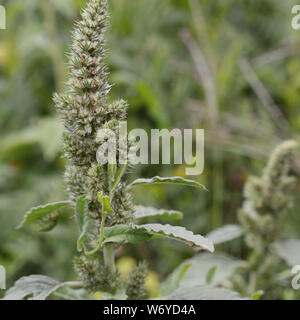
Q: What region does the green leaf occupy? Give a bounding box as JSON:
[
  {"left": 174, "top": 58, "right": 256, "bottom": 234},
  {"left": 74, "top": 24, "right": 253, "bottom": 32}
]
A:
[
  {"left": 75, "top": 196, "right": 89, "bottom": 252},
  {"left": 38, "top": 211, "right": 60, "bottom": 232},
  {"left": 17, "top": 201, "right": 71, "bottom": 229},
  {"left": 84, "top": 193, "right": 114, "bottom": 255},
  {"left": 97, "top": 192, "right": 114, "bottom": 214},
  {"left": 97, "top": 192, "right": 104, "bottom": 203},
  {"left": 103, "top": 197, "right": 114, "bottom": 214},
  {"left": 206, "top": 225, "right": 243, "bottom": 245},
  {"left": 169, "top": 285, "right": 246, "bottom": 300},
  {"left": 134, "top": 224, "right": 214, "bottom": 252},
  {"left": 180, "top": 253, "right": 243, "bottom": 288},
  {"left": 206, "top": 266, "right": 217, "bottom": 285},
  {"left": 75, "top": 196, "right": 87, "bottom": 230},
  {"left": 160, "top": 263, "right": 191, "bottom": 297},
  {"left": 128, "top": 176, "right": 207, "bottom": 190},
  {"left": 2, "top": 275, "right": 64, "bottom": 300},
  {"left": 102, "top": 225, "right": 152, "bottom": 245},
  {"left": 134, "top": 206, "right": 183, "bottom": 221},
  {"left": 273, "top": 239, "right": 300, "bottom": 266}
]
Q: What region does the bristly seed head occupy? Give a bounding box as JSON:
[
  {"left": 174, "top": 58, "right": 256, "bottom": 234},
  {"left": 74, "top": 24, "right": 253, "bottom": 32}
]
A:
[{"left": 54, "top": 0, "right": 134, "bottom": 225}]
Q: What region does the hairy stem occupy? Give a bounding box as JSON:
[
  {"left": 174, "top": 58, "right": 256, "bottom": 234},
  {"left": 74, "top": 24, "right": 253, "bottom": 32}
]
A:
[
  {"left": 103, "top": 244, "right": 116, "bottom": 273},
  {"left": 248, "top": 272, "right": 257, "bottom": 295},
  {"left": 63, "top": 281, "right": 84, "bottom": 288}
]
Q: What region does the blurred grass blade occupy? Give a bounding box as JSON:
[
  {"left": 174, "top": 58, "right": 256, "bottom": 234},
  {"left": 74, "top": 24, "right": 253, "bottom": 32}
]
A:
[
  {"left": 206, "top": 266, "right": 217, "bottom": 285},
  {"left": 160, "top": 263, "right": 191, "bottom": 297}
]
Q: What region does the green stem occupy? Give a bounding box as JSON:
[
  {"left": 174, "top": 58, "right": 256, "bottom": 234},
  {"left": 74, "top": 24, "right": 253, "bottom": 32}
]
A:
[
  {"left": 248, "top": 271, "right": 257, "bottom": 295},
  {"left": 103, "top": 243, "right": 116, "bottom": 273},
  {"left": 211, "top": 149, "right": 223, "bottom": 229},
  {"left": 86, "top": 205, "right": 106, "bottom": 255},
  {"left": 63, "top": 281, "right": 83, "bottom": 288},
  {"left": 99, "top": 211, "right": 106, "bottom": 248}
]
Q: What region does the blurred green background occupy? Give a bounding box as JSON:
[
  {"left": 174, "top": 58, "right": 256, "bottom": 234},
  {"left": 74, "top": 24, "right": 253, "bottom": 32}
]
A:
[{"left": 0, "top": 0, "right": 300, "bottom": 296}]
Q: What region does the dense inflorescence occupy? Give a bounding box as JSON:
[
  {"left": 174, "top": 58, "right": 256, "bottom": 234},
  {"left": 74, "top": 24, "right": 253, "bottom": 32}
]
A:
[
  {"left": 74, "top": 255, "right": 121, "bottom": 293},
  {"left": 125, "top": 261, "right": 148, "bottom": 300},
  {"left": 53, "top": 0, "right": 143, "bottom": 296},
  {"left": 239, "top": 140, "right": 297, "bottom": 253},
  {"left": 53, "top": 0, "right": 133, "bottom": 226},
  {"left": 235, "top": 140, "right": 298, "bottom": 296}
]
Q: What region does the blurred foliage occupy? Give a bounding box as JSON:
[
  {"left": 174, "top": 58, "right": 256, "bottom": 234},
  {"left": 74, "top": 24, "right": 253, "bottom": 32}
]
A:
[{"left": 0, "top": 0, "right": 300, "bottom": 299}]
